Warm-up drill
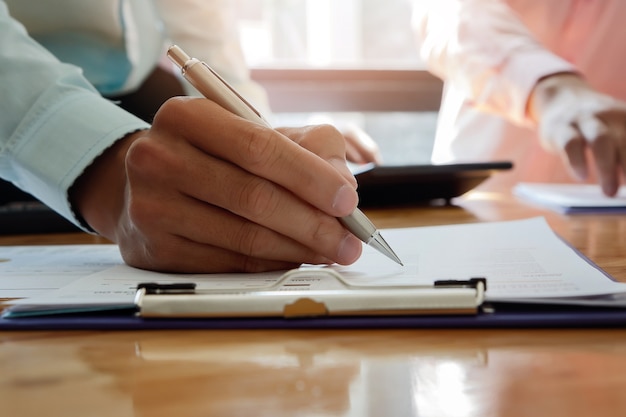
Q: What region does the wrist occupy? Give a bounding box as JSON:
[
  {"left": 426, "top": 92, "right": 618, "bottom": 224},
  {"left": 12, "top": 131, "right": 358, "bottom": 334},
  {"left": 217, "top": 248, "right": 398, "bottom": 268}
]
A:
[
  {"left": 69, "top": 130, "right": 146, "bottom": 241},
  {"left": 527, "top": 72, "right": 585, "bottom": 123}
]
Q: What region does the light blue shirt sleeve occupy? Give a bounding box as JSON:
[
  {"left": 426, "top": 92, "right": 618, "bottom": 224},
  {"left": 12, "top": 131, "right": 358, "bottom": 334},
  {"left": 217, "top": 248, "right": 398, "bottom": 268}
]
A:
[{"left": 0, "top": 1, "right": 150, "bottom": 230}]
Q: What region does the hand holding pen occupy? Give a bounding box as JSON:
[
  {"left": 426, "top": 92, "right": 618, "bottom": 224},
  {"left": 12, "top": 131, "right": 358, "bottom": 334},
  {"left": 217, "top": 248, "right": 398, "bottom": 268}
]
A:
[
  {"left": 167, "top": 45, "right": 402, "bottom": 265},
  {"left": 73, "top": 45, "right": 399, "bottom": 273}
]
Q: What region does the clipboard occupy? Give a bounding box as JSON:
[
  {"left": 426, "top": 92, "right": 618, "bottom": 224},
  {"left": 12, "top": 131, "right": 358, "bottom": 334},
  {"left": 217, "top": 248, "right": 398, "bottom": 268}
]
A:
[
  {"left": 3, "top": 217, "right": 626, "bottom": 330},
  {"left": 134, "top": 270, "right": 487, "bottom": 318},
  {"left": 1, "top": 269, "right": 487, "bottom": 320},
  {"left": 3, "top": 270, "right": 626, "bottom": 330}
]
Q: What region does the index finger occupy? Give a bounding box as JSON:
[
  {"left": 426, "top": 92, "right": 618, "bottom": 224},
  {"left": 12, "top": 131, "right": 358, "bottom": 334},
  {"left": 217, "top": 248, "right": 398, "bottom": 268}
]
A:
[{"left": 579, "top": 116, "right": 620, "bottom": 196}]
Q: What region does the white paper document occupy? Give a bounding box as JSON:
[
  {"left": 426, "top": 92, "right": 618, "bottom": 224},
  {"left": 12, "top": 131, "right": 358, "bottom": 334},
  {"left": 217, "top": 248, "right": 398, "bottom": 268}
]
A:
[
  {"left": 514, "top": 183, "right": 626, "bottom": 214},
  {"left": 3, "top": 217, "right": 625, "bottom": 314},
  {"left": 0, "top": 245, "right": 122, "bottom": 298}
]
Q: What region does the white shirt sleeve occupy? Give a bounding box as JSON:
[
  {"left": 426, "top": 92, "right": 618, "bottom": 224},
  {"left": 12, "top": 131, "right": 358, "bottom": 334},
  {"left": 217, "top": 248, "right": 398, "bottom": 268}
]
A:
[
  {"left": 154, "top": 0, "right": 271, "bottom": 115},
  {"left": 0, "top": 1, "right": 149, "bottom": 229},
  {"left": 412, "top": 0, "right": 576, "bottom": 125}
]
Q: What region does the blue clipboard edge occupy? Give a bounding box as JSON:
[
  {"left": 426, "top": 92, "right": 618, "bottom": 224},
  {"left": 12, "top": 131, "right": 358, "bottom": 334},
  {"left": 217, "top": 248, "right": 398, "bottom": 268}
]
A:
[{"left": 2, "top": 303, "right": 626, "bottom": 330}]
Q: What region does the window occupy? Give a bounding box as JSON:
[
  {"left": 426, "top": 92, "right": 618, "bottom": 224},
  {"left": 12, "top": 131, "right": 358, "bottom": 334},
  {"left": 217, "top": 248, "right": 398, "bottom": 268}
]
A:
[
  {"left": 234, "top": 0, "right": 423, "bottom": 69},
  {"left": 234, "top": 0, "right": 441, "bottom": 165}
]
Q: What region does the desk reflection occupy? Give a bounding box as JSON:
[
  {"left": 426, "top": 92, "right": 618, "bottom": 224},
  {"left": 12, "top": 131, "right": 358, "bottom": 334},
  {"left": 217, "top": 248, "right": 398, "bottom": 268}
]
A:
[
  {"left": 1, "top": 330, "right": 489, "bottom": 417},
  {"left": 3, "top": 329, "right": 626, "bottom": 417}
]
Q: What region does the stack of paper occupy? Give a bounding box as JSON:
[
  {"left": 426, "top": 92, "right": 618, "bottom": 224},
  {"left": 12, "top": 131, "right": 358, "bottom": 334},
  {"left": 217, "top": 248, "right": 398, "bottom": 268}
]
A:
[{"left": 514, "top": 183, "right": 626, "bottom": 214}]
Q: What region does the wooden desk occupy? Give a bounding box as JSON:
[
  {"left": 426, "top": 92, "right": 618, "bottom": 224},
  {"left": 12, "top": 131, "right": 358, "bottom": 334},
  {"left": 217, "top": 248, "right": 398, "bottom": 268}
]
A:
[{"left": 2, "top": 190, "right": 626, "bottom": 417}]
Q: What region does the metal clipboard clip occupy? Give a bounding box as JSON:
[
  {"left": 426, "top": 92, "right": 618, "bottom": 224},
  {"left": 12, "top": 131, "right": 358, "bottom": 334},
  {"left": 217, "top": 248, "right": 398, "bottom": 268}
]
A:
[{"left": 134, "top": 269, "right": 487, "bottom": 319}]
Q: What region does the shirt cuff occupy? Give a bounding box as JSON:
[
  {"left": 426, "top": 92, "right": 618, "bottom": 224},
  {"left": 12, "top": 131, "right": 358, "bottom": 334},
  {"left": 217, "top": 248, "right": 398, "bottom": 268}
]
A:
[{"left": 9, "top": 91, "right": 149, "bottom": 231}]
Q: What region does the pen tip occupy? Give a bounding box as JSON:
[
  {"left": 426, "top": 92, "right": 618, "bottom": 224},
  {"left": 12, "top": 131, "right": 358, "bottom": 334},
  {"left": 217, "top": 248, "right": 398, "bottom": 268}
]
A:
[{"left": 369, "top": 233, "right": 403, "bottom": 266}]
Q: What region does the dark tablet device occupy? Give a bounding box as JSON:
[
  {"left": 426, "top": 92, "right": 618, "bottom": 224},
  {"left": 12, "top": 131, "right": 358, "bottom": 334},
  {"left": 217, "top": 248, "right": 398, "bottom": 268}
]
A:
[{"left": 353, "top": 161, "right": 513, "bottom": 207}]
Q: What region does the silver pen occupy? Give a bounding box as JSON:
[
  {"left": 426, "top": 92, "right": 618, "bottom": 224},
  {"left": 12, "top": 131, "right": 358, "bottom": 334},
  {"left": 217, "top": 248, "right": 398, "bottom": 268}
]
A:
[{"left": 167, "top": 45, "right": 403, "bottom": 265}]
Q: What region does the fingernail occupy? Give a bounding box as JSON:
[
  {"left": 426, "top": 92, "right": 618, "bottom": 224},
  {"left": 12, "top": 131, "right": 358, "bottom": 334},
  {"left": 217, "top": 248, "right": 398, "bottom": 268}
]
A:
[
  {"left": 337, "top": 234, "right": 362, "bottom": 264},
  {"left": 332, "top": 184, "right": 358, "bottom": 215}
]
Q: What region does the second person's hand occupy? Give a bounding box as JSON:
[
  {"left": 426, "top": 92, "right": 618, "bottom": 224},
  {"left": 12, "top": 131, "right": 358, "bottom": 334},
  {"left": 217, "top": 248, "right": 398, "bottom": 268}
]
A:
[
  {"left": 341, "top": 123, "right": 383, "bottom": 165},
  {"left": 529, "top": 73, "right": 626, "bottom": 196}
]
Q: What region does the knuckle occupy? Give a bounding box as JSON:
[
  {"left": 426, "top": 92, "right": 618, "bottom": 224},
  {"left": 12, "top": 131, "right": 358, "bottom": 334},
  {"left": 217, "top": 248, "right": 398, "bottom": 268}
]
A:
[
  {"left": 307, "top": 210, "right": 339, "bottom": 245},
  {"left": 152, "top": 97, "right": 190, "bottom": 127},
  {"left": 235, "top": 177, "right": 280, "bottom": 221},
  {"left": 125, "top": 137, "right": 162, "bottom": 176},
  {"left": 309, "top": 123, "right": 342, "bottom": 137},
  {"left": 125, "top": 137, "right": 153, "bottom": 172},
  {"left": 303, "top": 124, "right": 344, "bottom": 145},
  {"left": 231, "top": 222, "right": 267, "bottom": 257},
  {"left": 239, "top": 125, "right": 279, "bottom": 168},
  {"left": 126, "top": 136, "right": 185, "bottom": 180}
]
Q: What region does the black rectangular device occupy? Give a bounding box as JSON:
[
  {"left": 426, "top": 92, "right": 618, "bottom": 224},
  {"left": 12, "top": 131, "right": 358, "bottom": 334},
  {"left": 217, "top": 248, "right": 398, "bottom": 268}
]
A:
[{"left": 354, "top": 161, "right": 513, "bottom": 207}]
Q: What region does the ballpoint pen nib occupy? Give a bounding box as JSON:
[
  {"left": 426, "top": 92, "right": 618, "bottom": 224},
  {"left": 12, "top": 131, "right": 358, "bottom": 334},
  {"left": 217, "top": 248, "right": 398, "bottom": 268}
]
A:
[{"left": 369, "top": 233, "right": 404, "bottom": 266}]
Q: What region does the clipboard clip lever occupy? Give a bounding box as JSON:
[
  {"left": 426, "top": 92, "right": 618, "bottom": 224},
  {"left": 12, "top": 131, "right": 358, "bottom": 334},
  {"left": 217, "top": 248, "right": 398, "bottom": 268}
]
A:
[
  {"left": 137, "top": 282, "right": 197, "bottom": 295},
  {"left": 434, "top": 277, "right": 487, "bottom": 291}
]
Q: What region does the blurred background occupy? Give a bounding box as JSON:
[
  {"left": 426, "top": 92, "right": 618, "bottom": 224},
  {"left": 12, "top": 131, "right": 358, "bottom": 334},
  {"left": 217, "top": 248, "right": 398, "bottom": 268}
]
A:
[{"left": 233, "top": 0, "right": 441, "bottom": 165}]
